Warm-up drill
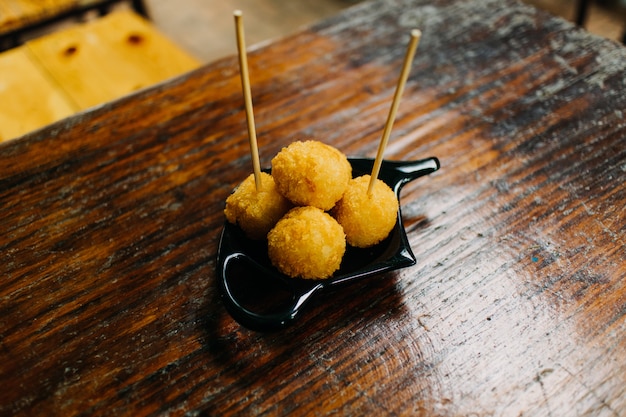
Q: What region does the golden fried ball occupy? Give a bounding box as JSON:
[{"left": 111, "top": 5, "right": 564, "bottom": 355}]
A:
[
  {"left": 268, "top": 206, "right": 346, "bottom": 279},
  {"left": 271, "top": 140, "right": 352, "bottom": 210},
  {"left": 224, "top": 172, "right": 292, "bottom": 240},
  {"left": 332, "top": 175, "right": 398, "bottom": 248}
]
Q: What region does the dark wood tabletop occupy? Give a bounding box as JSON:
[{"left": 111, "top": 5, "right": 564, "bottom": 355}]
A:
[{"left": 1, "top": 0, "right": 625, "bottom": 415}]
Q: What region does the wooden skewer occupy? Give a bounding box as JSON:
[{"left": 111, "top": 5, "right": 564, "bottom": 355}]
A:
[
  {"left": 368, "top": 29, "right": 422, "bottom": 194},
  {"left": 234, "top": 10, "right": 262, "bottom": 191}
]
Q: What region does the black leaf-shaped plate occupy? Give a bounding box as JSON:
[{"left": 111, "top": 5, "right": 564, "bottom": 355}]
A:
[{"left": 217, "top": 157, "right": 440, "bottom": 331}]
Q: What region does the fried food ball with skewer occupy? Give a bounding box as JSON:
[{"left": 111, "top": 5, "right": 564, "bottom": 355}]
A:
[
  {"left": 271, "top": 140, "right": 352, "bottom": 211},
  {"left": 332, "top": 175, "right": 398, "bottom": 248},
  {"left": 268, "top": 206, "right": 346, "bottom": 279},
  {"left": 224, "top": 172, "right": 292, "bottom": 240}
]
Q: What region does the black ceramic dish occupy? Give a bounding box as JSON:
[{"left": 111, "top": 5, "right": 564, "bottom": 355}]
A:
[{"left": 217, "top": 157, "right": 440, "bottom": 331}]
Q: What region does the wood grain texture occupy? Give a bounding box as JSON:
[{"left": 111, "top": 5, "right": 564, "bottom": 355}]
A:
[{"left": 1, "top": 0, "right": 625, "bottom": 415}]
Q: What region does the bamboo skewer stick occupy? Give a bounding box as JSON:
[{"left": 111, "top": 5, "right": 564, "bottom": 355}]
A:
[
  {"left": 368, "top": 29, "right": 422, "bottom": 194},
  {"left": 234, "top": 10, "right": 262, "bottom": 191}
]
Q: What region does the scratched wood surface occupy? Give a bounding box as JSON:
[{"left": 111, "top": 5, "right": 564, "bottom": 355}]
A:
[{"left": 1, "top": 0, "right": 625, "bottom": 415}]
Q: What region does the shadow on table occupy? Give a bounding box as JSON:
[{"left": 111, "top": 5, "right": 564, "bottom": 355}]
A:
[{"left": 190, "top": 212, "right": 439, "bottom": 414}]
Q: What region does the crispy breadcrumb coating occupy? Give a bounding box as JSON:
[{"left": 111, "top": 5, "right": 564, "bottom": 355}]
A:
[
  {"left": 271, "top": 140, "right": 352, "bottom": 210},
  {"left": 267, "top": 207, "right": 346, "bottom": 279},
  {"left": 224, "top": 172, "right": 292, "bottom": 240},
  {"left": 332, "top": 175, "right": 398, "bottom": 248}
]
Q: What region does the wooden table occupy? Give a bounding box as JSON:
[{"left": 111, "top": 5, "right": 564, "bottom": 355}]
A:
[{"left": 1, "top": 0, "right": 625, "bottom": 415}]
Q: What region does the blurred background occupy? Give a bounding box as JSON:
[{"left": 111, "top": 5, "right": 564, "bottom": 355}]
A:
[
  {"left": 143, "top": 0, "right": 626, "bottom": 62},
  {"left": 1, "top": 0, "right": 624, "bottom": 140}
]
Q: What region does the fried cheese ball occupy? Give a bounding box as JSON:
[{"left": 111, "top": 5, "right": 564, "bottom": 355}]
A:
[
  {"left": 271, "top": 140, "right": 352, "bottom": 210},
  {"left": 332, "top": 175, "right": 398, "bottom": 248},
  {"left": 224, "top": 172, "right": 292, "bottom": 240},
  {"left": 268, "top": 206, "right": 346, "bottom": 279}
]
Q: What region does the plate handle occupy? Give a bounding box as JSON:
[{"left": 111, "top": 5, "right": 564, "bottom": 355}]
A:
[{"left": 387, "top": 157, "right": 440, "bottom": 192}]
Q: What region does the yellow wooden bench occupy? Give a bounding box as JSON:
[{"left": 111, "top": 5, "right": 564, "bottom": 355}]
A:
[
  {"left": 0, "top": 0, "right": 149, "bottom": 50},
  {"left": 0, "top": 46, "right": 75, "bottom": 140},
  {"left": 0, "top": 10, "right": 200, "bottom": 142}
]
